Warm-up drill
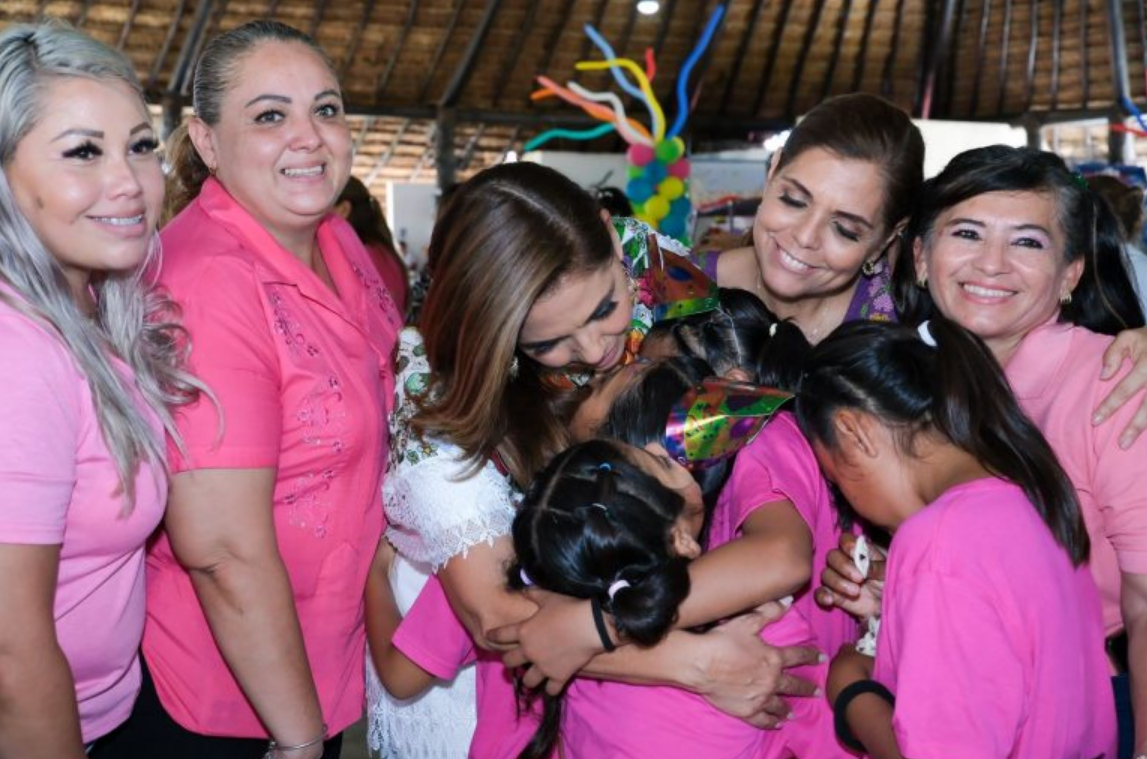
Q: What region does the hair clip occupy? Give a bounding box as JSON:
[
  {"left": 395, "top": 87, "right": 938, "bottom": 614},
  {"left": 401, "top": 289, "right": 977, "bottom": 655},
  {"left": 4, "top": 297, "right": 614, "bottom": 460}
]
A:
[
  {"left": 917, "top": 320, "right": 938, "bottom": 347},
  {"left": 607, "top": 579, "right": 631, "bottom": 600},
  {"left": 597, "top": 463, "right": 613, "bottom": 472},
  {"left": 768, "top": 322, "right": 779, "bottom": 338},
  {"left": 590, "top": 502, "right": 609, "bottom": 513},
  {"left": 1072, "top": 172, "right": 1090, "bottom": 191},
  {"left": 519, "top": 567, "right": 534, "bottom": 587}
]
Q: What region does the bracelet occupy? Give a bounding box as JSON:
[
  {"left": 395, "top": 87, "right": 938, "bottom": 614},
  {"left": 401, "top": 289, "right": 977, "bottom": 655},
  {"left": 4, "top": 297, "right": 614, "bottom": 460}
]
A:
[
  {"left": 833, "top": 679, "right": 894, "bottom": 752},
  {"left": 590, "top": 597, "right": 617, "bottom": 653},
  {"left": 267, "top": 723, "right": 328, "bottom": 755}
]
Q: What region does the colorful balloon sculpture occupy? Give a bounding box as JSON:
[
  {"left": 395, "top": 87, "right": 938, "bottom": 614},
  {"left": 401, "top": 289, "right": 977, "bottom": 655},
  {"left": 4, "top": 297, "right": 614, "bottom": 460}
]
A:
[{"left": 523, "top": 4, "right": 727, "bottom": 243}]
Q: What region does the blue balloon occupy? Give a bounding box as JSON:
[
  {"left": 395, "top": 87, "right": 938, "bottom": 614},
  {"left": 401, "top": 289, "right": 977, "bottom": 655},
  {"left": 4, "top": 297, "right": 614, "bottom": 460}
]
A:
[
  {"left": 670, "top": 197, "right": 691, "bottom": 217},
  {"left": 661, "top": 214, "right": 686, "bottom": 239},
  {"left": 644, "top": 160, "right": 668, "bottom": 185},
  {"left": 626, "top": 177, "right": 655, "bottom": 203}
]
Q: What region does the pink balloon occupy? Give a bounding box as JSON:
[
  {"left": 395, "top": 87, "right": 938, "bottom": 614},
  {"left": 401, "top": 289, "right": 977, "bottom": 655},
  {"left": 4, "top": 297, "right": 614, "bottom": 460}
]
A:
[
  {"left": 668, "top": 158, "right": 691, "bottom": 179},
  {"left": 628, "top": 143, "right": 655, "bottom": 167}
]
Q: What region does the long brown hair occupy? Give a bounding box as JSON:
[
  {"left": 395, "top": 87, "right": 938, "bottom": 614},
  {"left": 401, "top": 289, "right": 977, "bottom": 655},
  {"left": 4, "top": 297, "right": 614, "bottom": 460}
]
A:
[{"left": 415, "top": 162, "right": 614, "bottom": 485}]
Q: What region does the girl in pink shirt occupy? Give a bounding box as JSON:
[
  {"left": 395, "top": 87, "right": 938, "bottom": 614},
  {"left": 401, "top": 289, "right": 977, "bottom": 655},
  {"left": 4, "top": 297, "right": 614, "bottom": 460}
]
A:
[
  {"left": 0, "top": 22, "right": 203, "bottom": 758},
  {"left": 797, "top": 318, "right": 1114, "bottom": 759},
  {"left": 508, "top": 437, "right": 844, "bottom": 759}
]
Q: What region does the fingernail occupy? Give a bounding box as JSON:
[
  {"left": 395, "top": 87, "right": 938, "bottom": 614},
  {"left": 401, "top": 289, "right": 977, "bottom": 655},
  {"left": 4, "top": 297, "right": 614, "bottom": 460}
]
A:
[
  {"left": 1120, "top": 434, "right": 1134, "bottom": 450},
  {"left": 779, "top": 595, "right": 794, "bottom": 608},
  {"left": 1093, "top": 413, "right": 1103, "bottom": 424},
  {"left": 813, "top": 687, "right": 823, "bottom": 698}
]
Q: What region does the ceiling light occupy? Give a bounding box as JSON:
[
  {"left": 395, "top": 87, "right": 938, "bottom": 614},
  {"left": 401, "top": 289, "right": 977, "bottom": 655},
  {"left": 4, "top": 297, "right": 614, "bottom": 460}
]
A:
[
  {"left": 504, "top": 150, "right": 519, "bottom": 163},
  {"left": 637, "top": 1, "right": 660, "bottom": 15}
]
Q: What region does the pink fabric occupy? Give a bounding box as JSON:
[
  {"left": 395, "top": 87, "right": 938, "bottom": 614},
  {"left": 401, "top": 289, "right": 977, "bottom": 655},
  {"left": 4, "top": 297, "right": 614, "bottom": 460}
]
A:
[
  {"left": 560, "top": 606, "right": 843, "bottom": 759},
  {"left": 557, "top": 419, "right": 849, "bottom": 758},
  {"left": 144, "top": 179, "right": 401, "bottom": 736},
  {"left": 365, "top": 242, "right": 407, "bottom": 315},
  {"left": 393, "top": 577, "right": 542, "bottom": 759},
  {"left": 1006, "top": 320, "right": 1147, "bottom": 637},
  {"left": 710, "top": 412, "right": 859, "bottom": 656},
  {"left": 873, "top": 478, "right": 1115, "bottom": 759},
  {"left": 0, "top": 292, "right": 165, "bottom": 742}
]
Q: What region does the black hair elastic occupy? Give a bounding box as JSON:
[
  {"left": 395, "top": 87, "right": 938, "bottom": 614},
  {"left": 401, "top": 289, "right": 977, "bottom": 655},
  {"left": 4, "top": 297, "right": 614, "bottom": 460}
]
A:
[
  {"left": 590, "top": 597, "right": 617, "bottom": 653},
  {"left": 833, "top": 678, "right": 895, "bottom": 752}
]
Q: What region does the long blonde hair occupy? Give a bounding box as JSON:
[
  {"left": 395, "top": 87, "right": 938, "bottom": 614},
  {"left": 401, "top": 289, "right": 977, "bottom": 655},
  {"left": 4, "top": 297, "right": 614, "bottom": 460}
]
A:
[{"left": 0, "top": 21, "right": 204, "bottom": 507}]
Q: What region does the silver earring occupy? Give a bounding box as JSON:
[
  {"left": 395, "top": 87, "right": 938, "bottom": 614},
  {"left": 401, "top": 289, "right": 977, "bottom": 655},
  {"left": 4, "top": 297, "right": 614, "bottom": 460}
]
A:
[{"left": 509, "top": 355, "right": 520, "bottom": 378}]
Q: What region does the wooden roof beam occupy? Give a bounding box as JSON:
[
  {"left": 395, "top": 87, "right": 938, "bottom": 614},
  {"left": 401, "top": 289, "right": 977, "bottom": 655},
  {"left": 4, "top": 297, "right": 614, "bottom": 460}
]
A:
[
  {"left": 918, "top": 0, "right": 959, "bottom": 118},
  {"left": 1024, "top": 0, "right": 1041, "bottom": 109},
  {"left": 968, "top": 0, "right": 993, "bottom": 117},
  {"left": 171, "top": 0, "right": 217, "bottom": 98},
  {"left": 754, "top": 0, "right": 796, "bottom": 116},
  {"left": 366, "top": 120, "right": 412, "bottom": 186},
  {"left": 491, "top": 0, "right": 542, "bottom": 107},
  {"left": 340, "top": 0, "right": 378, "bottom": 81},
  {"left": 147, "top": 0, "right": 189, "bottom": 90},
  {"left": 880, "top": 0, "right": 907, "bottom": 99},
  {"left": 821, "top": 0, "right": 854, "bottom": 102},
  {"left": 440, "top": 0, "right": 506, "bottom": 108},
  {"left": 852, "top": 0, "right": 881, "bottom": 92},
  {"left": 376, "top": 0, "right": 419, "bottom": 100},
  {"left": 116, "top": 0, "right": 144, "bottom": 51},
  {"left": 720, "top": 0, "right": 766, "bottom": 113},
  {"left": 785, "top": 0, "right": 829, "bottom": 118},
  {"left": 995, "top": 0, "right": 1013, "bottom": 113},
  {"left": 418, "top": 0, "right": 467, "bottom": 101},
  {"left": 1050, "top": 0, "right": 1063, "bottom": 110}
]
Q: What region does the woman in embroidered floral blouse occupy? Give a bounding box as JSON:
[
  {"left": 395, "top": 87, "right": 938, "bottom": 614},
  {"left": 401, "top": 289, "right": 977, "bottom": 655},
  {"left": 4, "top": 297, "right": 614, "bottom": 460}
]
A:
[
  {"left": 100, "top": 21, "right": 401, "bottom": 759},
  {"left": 364, "top": 162, "right": 819, "bottom": 758}
]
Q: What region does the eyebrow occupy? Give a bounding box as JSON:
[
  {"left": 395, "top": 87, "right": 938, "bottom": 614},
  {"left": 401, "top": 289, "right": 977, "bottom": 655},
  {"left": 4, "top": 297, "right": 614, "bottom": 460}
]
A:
[
  {"left": 783, "top": 177, "right": 875, "bottom": 229},
  {"left": 518, "top": 283, "right": 617, "bottom": 352},
  {"left": 50, "top": 122, "right": 153, "bottom": 144},
  {"left": 946, "top": 217, "right": 1052, "bottom": 235},
  {"left": 244, "top": 89, "right": 343, "bottom": 108}
]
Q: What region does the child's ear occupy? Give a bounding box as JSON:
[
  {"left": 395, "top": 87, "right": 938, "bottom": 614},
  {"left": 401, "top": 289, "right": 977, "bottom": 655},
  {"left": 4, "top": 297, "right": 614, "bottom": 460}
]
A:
[
  {"left": 670, "top": 525, "right": 702, "bottom": 560},
  {"left": 833, "top": 409, "right": 882, "bottom": 460}
]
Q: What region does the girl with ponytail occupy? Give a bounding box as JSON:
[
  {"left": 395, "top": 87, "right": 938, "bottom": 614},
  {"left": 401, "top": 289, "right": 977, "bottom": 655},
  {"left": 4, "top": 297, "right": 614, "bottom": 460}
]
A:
[
  {"left": 507, "top": 438, "right": 844, "bottom": 759},
  {"left": 798, "top": 318, "right": 1113, "bottom": 759}
]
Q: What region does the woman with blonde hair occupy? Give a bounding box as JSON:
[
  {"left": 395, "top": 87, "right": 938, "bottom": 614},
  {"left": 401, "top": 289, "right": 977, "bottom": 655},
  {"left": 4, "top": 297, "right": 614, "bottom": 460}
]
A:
[{"left": 0, "top": 20, "right": 201, "bottom": 757}]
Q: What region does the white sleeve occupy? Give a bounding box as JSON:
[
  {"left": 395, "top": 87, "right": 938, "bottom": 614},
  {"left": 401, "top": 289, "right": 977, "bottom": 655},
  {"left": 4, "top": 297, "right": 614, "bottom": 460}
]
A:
[{"left": 383, "top": 446, "right": 516, "bottom": 570}]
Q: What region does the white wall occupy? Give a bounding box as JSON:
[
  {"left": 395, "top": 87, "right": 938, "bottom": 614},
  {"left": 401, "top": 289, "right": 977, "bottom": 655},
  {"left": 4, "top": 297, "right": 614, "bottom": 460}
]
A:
[
  {"left": 385, "top": 182, "right": 439, "bottom": 270},
  {"left": 520, "top": 150, "right": 630, "bottom": 189}
]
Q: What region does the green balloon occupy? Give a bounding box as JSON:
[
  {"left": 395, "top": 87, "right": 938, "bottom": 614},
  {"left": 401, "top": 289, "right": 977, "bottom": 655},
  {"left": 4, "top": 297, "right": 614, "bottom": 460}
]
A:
[{"left": 655, "top": 137, "right": 686, "bottom": 164}]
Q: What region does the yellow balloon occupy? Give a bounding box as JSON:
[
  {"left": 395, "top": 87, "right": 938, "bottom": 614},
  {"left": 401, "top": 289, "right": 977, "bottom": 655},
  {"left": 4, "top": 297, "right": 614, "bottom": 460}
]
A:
[
  {"left": 645, "top": 195, "right": 670, "bottom": 220},
  {"left": 634, "top": 212, "right": 657, "bottom": 227},
  {"left": 659, "top": 177, "right": 685, "bottom": 200}
]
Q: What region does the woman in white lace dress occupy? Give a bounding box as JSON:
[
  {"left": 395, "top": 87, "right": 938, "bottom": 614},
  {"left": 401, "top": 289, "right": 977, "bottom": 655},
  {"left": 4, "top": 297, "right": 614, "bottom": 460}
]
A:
[{"left": 365, "top": 163, "right": 819, "bottom": 758}]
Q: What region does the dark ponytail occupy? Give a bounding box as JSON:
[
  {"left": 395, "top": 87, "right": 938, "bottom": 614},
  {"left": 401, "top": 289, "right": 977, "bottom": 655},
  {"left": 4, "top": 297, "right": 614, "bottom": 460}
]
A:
[
  {"left": 894, "top": 145, "right": 1144, "bottom": 334},
  {"left": 507, "top": 439, "right": 693, "bottom": 758},
  {"left": 796, "top": 318, "right": 1088, "bottom": 565},
  {"left": 646, "top": 287, "right": 810, "bottom": 390}
]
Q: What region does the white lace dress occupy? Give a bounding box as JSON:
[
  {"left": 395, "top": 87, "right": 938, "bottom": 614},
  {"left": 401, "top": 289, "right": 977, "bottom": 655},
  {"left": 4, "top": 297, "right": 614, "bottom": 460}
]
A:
[{"left": 367, "top": 328, "right": 517, "bottom": 758}]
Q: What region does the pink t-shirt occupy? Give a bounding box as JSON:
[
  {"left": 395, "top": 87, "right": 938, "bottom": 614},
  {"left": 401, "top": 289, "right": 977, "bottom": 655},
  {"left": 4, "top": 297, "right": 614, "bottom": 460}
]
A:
[
  {"left": 393, "top": 577, "right": 543, "bottom": 759},
  {"left": 710, "top": 412, "right": 858, "bottom": 656},
  {"left": 1006, "top": 320, "right": 1147, "bottom": 637},
  {"left": 0, "top": 294, "right": 165, "bottom": 742},
  {"left": 144, "top": 179, "right": 401, "bottom": 736},
  {"left": 873, "top": 478, "right": 1115, "bottom": 759},
  {"left": 365, "top": 242, "right": 407, "bottom": 316}
]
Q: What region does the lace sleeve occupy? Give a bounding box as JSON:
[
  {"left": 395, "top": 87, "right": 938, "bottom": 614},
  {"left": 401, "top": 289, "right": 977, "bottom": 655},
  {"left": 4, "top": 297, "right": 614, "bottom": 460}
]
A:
[{"left": 384, "top": 443, "right": 516, "bottom": 570}]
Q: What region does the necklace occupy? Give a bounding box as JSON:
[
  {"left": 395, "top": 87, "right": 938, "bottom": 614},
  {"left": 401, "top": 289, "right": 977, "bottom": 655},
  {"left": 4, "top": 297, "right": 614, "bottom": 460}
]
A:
[{"left": 750, "top": 274, "right": 854, "bottom": 345}]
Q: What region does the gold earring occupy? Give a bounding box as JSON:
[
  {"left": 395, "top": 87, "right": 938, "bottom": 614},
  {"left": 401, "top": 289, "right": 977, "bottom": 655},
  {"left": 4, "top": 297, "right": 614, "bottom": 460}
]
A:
[
  {"left": 861, "top": 259, "right": 878, "bottom": 277},
  {"left": 1060, "top": 292, "right": 1073, "bottom": 306},
  {"left": 916, "top": 275, "right": 928, "bottom": 289}
]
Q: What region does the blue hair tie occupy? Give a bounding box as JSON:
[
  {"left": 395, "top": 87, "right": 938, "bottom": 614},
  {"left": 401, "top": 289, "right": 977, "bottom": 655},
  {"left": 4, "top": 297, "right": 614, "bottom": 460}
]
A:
[{"left": 598, "top": 463, "right": 612, "bottom": 472}]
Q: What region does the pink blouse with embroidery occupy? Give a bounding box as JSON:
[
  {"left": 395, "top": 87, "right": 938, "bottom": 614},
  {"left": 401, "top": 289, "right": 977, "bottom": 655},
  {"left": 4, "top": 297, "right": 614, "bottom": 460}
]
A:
[{"left": 142, "top": 179, "right": 400, "bottom": 737}]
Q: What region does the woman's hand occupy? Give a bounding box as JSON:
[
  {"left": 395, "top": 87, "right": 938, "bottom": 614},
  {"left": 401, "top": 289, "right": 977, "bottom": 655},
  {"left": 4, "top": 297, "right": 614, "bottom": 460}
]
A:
[
  {"left": 689, "top": 602, "right": 823, "bottom": 729},
  {"left": 1095, "top": 327, "right": 1147, "bottom": 448},
  {"left": 816, "top": 533, "right": 885, "bottom": 619},
  {"left": 489, "top": 589, "right": 602, "bottom": 694}
]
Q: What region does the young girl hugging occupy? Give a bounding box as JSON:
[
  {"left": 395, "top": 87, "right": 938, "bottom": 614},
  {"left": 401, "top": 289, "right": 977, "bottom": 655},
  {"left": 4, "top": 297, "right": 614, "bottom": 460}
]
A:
[
  {"left": 508, "top": 436, "right": 845, "bottom": 759},
  {"left": 797, "top": 318, "right": 1114, "bottom": 759},
  {"left": 581, "top": 290, "right": 859, "bottom": 658}
]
